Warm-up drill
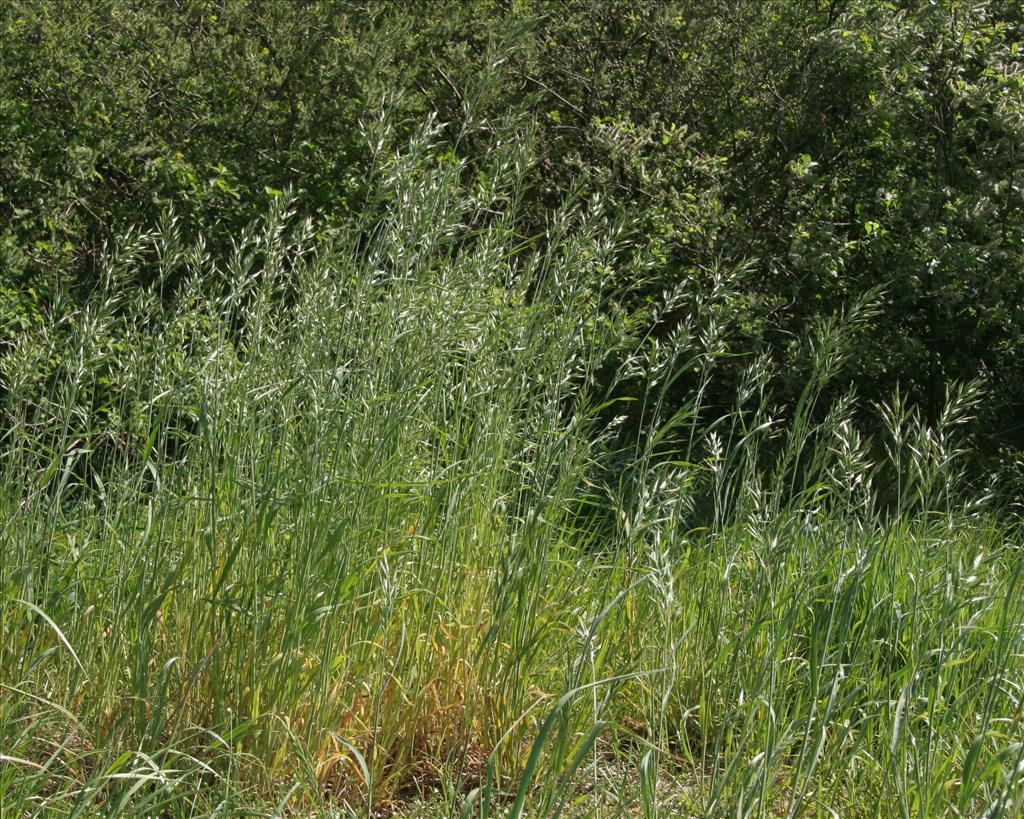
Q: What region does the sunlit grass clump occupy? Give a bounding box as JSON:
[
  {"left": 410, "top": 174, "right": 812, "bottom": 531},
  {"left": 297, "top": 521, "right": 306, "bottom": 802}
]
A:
[{"left": 2, "top": 121, "right": 1022, "bottom": 817}]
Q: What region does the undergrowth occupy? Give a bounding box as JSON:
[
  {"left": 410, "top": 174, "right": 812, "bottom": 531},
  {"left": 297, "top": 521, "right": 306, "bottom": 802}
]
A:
[{"left": 2, "top": 118, "right": 1022, "bottom": 817}]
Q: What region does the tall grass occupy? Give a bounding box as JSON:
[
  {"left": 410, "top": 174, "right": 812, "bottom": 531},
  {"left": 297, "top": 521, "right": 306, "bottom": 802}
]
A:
[{"left": 2, "top": 118, "right": 1022, "bottom": 817}]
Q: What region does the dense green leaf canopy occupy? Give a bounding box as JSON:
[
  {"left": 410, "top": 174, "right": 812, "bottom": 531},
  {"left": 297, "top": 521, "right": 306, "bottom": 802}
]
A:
[{"left": 2, "top": 0, "right": 1022, "bottom": 487}]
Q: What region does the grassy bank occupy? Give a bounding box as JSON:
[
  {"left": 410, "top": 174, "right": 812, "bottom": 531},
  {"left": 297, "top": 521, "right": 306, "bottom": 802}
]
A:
[{"left": 2, "top": 125, "right": 1022, "bottom": 817}]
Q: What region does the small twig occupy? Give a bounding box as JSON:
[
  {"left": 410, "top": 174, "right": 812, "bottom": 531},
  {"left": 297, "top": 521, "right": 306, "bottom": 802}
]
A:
[{"left": 511, "top": 69, "right": 586, "bottom": 118}]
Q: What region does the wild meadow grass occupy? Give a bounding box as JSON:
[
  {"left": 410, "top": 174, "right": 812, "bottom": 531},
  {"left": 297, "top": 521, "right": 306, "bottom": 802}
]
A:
[{"left": 2, "top": 121, "right": 1023, "bottom": 817}]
